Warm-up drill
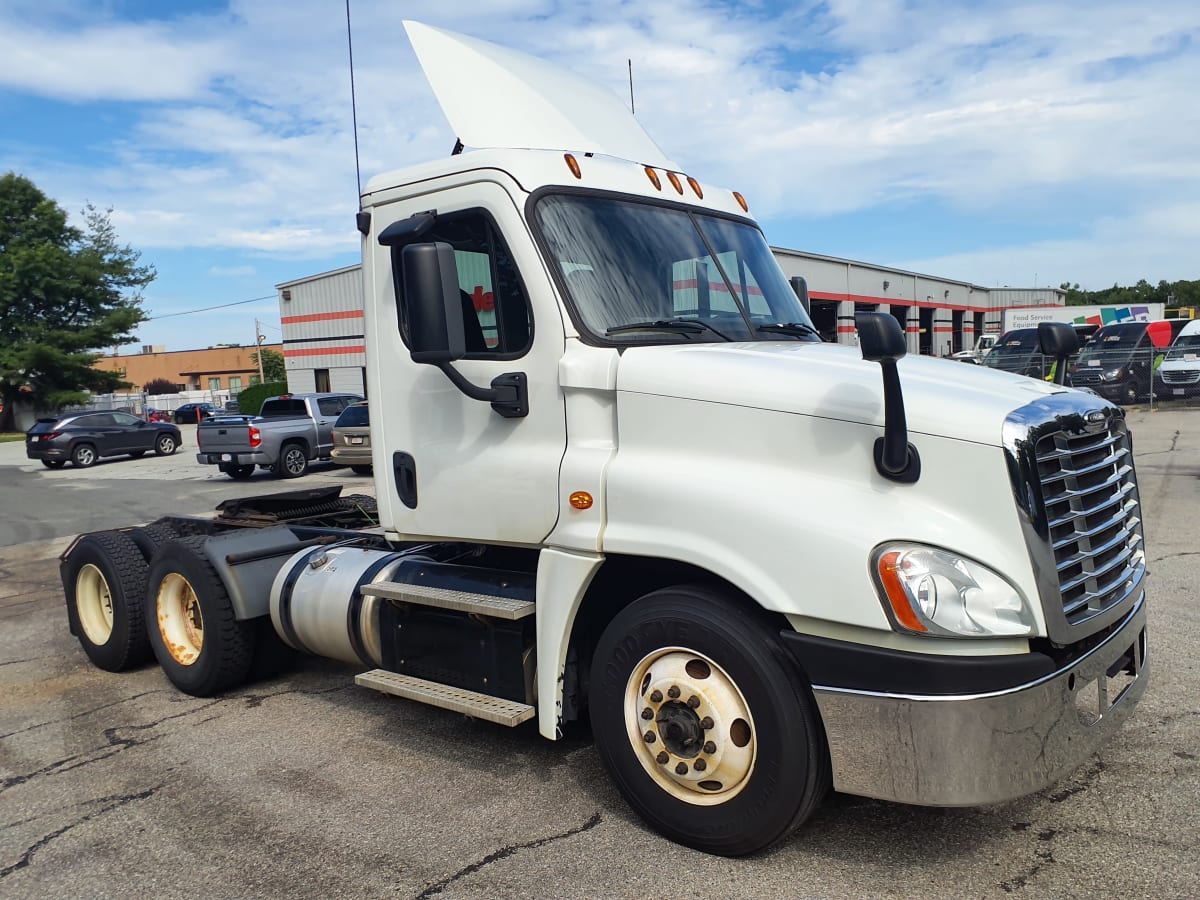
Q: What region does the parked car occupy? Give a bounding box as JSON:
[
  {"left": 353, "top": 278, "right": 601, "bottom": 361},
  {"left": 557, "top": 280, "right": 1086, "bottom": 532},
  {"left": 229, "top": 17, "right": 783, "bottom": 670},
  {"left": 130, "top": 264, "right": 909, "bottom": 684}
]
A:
[
  {"left": 195, "top": 392, "right": 363, "bottom": 479},
  {"left": 26, "top": 411, "right": 181, "bottom": 469},
  {"left": 173, "top": 402, "right": 218, "bottom": 424},
  {"left": 330, "top": 401, "right": 372, "bottom": 474},
  {"left": 145, "top": 408, "right": 172, "bottom": 423}
]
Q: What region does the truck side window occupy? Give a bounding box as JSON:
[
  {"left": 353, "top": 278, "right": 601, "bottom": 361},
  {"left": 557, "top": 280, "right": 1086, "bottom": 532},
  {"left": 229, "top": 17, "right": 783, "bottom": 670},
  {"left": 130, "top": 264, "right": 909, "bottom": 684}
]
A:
[{"left": 405, "top": 210, "right": 532, "bottom": 358}]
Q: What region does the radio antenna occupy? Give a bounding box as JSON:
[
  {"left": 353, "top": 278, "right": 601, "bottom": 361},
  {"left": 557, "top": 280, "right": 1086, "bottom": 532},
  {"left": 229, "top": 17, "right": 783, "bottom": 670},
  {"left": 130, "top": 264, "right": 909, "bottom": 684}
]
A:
[
  {"left": 628, "top": 58, "right": 635, "bottom": 114},
  {"left": 345, "top": 0, "right": 363, "bottom": 206}
]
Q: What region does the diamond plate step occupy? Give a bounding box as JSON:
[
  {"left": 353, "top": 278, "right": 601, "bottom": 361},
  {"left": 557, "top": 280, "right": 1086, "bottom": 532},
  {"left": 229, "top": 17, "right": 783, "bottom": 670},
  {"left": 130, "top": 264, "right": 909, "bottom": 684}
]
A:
[
  {"left": 360, "top": 581, "right": 534, "bottom": 620},
  {"left": 355, "top": 669, "right": 535, "bottom": 727}
]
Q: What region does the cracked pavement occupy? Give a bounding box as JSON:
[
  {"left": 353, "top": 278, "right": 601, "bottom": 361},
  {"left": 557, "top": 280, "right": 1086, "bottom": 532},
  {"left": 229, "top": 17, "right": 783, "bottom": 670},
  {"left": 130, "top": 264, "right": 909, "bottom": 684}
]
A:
[{"left": 2, "top": 405, "right": 1200, "bottom": 897}]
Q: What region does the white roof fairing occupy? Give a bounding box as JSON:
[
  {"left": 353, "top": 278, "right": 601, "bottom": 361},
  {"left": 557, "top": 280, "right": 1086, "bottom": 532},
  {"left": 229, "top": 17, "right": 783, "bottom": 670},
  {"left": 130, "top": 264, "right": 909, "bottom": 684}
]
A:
[{"left": 403, "top": 21, "right": 677, "bottom": 170}]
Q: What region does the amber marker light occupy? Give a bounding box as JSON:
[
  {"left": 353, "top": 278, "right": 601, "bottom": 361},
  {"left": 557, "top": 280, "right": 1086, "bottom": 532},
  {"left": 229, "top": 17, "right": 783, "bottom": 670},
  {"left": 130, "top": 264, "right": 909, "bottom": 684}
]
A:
[
  {"left": 877, "top": 551, "right": 928, "bottom": 633},
  {"left": 564, "top": 153, "right": 582, "bottom": 179},
  {"left": 687, "top": 176, "right": 703, "bottom": 199},
  {"left": 732, "top": 191, "right": 749, "bottom": 212},
  {"left": 644, "top": 166, "right": 662, "bottom": 190},
  {"left": 569, "top": 491, "right": 594, "bottom": 510},
  {"left": 666, "top": 171, "right": 683, "bottom": 194}
]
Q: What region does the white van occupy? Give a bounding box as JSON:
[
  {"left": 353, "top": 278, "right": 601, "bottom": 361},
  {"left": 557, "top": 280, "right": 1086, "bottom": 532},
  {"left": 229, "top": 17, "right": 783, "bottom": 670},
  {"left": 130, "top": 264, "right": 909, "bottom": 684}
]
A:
[{"left": 1155, "top": 319, "right": 1200, "bottom": 398}]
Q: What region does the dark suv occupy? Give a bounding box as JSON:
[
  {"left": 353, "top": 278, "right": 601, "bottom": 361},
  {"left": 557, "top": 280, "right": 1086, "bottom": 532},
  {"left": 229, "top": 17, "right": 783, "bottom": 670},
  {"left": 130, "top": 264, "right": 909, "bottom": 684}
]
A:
[{"left": 26, "top": 411, "right": 181, "bottom": 469}]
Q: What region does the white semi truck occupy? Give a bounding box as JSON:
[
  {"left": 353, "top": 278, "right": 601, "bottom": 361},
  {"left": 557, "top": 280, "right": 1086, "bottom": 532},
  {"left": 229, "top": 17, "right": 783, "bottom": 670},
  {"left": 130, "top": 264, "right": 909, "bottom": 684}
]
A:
[{"left": 58, "top": 22, "right": 1148, "bottom": 856}]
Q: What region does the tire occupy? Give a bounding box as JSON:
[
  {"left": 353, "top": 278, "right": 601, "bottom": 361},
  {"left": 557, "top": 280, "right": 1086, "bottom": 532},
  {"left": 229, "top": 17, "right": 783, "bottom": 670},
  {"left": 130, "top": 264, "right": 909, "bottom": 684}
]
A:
[
  {"left": 588, "top": 585, "right": 830, "bottom": 856},
  {"left": 274, "top": 443, "right": 309, "bottom": 479},
  {"left": 155, "top": 433, "right": 178, "bottom": 456},
  {"left": 128, "top": 522, "right": 179, "bottom": 562},
  {"left": 220, "top": 464, "right": 255, "bottom": 480},
  {"left": 71, "top": 443, "right": 98, "bottom": 468},
  {"left": 145, "top": 535, "right": 256, "bottom": 696},
  {"left": 41, "top": 459, "right": 66, "bottom": 469},
  {"left": 61, "top": 531, "right": 153, "bottom": 671},
  {"left": 351, "top": 465, "right": 373, "bottom": 475}
]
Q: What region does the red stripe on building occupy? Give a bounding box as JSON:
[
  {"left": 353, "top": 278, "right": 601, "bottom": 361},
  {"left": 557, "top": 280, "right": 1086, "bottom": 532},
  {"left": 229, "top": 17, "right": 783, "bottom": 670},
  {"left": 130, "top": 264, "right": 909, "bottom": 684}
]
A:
[
  {"left": 808, "top": 291, "right": 982, "bottom": 312},
  {"left": 280, "top": 309, "right": 365, "bottom": 325},
  {"left": 283, "top": 344, "right": 366, "bottom": 357}
]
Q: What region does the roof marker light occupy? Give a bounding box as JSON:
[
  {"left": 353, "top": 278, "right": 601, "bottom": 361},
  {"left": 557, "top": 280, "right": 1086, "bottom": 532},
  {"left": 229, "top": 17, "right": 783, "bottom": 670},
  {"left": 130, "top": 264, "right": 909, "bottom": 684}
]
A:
[
  {"left": 564, "top": 153, "right": 582, "bottom": 179},
  {"left": 666, "top": 172, "right": 683, "bottom": 194},
  {"left": 732, "top": 191, "right": 749, "bottom": 212},
  {"left": 687, "top": 177, "right": 703, "bottom": 199},
  {"left": 644, "top": 166, "right": 662, "bottom": 190}
]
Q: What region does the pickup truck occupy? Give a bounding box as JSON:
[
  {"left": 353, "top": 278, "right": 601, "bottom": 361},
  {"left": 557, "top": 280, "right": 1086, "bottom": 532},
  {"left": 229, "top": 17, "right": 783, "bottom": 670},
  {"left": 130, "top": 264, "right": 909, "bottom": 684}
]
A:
[{"left": 195, "top": 392, "right": 362, "bottom": 478}]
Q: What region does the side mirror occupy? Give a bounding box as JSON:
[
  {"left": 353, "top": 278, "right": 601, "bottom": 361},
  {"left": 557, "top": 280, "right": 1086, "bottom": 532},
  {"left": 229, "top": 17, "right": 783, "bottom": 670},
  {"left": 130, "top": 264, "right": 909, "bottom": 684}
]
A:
[
  {"left": 401, "top": 242, "right": 466, "bottom": 364},
  {"left": 856, "top": 312, "right": 920, "bottom": 483},
  {"left": 1037, "top": 322, "right": 1078, "bottom": 386},
  {"left": 789, "top": 275, "right": 811, "bottom": 317}
]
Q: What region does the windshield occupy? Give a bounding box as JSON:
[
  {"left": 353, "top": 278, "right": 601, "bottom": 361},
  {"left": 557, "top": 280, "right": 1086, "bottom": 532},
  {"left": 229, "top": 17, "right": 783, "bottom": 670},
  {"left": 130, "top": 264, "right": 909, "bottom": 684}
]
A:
[
  {"left": 1165, "top": 334, "right": 1200, "bottom": 360},
  {"left": 532, "top": 194, "right": 817, "bottom": 343},
  {"left": 983, "top": 331, "right": 1039, "bottom": 367},
  {"left": 1075, "top": 324, "right": 1146, "bottom": 364}
]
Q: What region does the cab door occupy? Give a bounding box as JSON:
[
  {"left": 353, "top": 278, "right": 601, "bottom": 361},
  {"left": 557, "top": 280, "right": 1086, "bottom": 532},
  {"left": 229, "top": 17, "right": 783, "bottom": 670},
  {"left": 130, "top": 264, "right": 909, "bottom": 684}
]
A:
[{"left": 367, "top": 180, "right": 566, "bottom": 545}]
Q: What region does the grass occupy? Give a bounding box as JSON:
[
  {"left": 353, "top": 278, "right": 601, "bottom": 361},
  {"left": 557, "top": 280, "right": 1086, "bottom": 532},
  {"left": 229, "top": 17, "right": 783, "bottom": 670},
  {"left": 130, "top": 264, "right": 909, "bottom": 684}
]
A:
[{"left": 0, "top": 433, "right": 25, "bottom": 443}]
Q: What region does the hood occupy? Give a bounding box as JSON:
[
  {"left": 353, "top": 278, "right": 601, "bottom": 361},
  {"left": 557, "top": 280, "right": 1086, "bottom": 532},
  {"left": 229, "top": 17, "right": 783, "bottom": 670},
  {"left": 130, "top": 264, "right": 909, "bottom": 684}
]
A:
[
  {"left": 403, "top": 21, "right": 676, "bottom": 169},
  {"left": 616, "top": 342, "right": 1070, "bottom": 446}
]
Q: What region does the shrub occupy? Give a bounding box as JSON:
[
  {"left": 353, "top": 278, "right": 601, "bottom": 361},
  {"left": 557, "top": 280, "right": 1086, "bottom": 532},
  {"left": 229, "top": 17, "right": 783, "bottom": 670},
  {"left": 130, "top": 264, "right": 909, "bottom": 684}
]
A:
[
  {"left": 234, "top": 381, "right": 288, "bottom": 416},
  {"left": 143, "top": 377, "right": 180, "bottom": 395}
]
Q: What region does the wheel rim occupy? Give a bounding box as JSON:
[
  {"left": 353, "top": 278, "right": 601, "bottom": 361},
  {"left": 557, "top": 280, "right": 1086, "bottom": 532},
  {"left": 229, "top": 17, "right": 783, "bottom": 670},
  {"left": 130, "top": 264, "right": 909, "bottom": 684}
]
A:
[
  {"left": 623, "top": 648, "right": 757, "bottom": 806},
  {"left": 157, "top": 572, "right": 205, "bottom": 666},
  {"left": 158, "top": 435, "right": 174, "bottom": 453},
  {"left": 76, "top": 447, "right": 95, "bottom": 466},
  {"left": 76, "top": 564, "right": 115, "bottom": 645},
  {"left": 285, "top": 449, "right": 305, "bottom": 475}
]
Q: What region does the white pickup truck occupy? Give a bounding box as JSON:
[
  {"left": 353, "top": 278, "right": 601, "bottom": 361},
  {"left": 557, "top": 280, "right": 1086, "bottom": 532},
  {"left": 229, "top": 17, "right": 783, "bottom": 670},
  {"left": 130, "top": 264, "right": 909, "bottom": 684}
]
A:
[
  {"left": 57, "top": 22, "right": 1148, "bottom": 856},
  {"left": 195, "top": 392, "right": 362, "bottom": 478}
]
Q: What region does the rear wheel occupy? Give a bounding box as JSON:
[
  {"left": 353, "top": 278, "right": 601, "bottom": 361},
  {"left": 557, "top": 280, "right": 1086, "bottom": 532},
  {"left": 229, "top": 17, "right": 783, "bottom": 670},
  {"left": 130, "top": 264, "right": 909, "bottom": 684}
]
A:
[
  {"left": 589, "top": 585, "right": 830, "bottom": 856},
  {"left": 274, "top": 443, "right": 309, "bottom": 479},
  {"left": 146, "top": 536, "right": 256, "bottom": 696},
  {"left": 155, "top": 433, "right": 178, "bottom": 455},
  {"left": 41, "top": 459, "right": 66, "bottom": 469},
  {"left": 62, "top": 531, "right": 153, "bottom": 671},
  {"left": 128, "top": 522, "right": 179, "bottom": 562},
  {"left": 71, "top": 444, "right": 97, "bottom": 468},
  {"left": 351, "top": 465, "right": 373, "bottom": 475}
]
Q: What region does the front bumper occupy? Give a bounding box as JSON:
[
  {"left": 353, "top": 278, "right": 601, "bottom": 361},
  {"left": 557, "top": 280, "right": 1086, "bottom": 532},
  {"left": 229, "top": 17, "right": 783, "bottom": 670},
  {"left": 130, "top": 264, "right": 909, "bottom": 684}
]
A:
[
  {"left": 196, "top": 451, "right": 271, "bottom": 466},
  {"left": 793, "top": 597, "right": 1147, "bottom": 806}
]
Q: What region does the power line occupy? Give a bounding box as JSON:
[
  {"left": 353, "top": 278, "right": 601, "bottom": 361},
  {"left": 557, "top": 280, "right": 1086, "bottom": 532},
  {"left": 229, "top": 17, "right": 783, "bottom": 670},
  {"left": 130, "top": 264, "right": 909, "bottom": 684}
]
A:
[{"left": 145, "top": 294, "right": 276, "bottom": 321}]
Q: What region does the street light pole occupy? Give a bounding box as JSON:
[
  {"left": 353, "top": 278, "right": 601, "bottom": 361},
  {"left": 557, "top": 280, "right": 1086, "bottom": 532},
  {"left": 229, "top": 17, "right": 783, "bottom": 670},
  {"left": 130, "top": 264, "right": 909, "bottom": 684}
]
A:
[{"left": 255, "top": 318, "right": 266, "bottom": 383}]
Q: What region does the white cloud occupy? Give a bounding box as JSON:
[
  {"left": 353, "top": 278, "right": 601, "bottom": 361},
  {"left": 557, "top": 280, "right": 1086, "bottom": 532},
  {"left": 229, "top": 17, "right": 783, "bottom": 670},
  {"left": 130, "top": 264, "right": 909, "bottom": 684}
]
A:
[{"left": 208, "top": 265, "right": 256, "bottom": 277}]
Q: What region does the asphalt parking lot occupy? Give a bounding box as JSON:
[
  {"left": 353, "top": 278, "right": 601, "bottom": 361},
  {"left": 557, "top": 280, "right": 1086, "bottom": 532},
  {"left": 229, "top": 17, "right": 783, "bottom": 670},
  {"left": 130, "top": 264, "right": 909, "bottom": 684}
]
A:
[{"left": 1, "top": 407, "right": 1199, "bottom": 898}]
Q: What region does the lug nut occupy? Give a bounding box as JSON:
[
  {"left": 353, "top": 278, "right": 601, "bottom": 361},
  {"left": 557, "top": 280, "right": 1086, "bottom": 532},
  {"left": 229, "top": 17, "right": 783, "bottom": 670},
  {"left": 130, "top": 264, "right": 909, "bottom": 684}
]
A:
[
  {"left": 675, "top": 762, "right": 688, "bottom": 775},
  {"left": 649, "top": 689, "right": 663, "bottom": 703},
  {"left": 640, "top": 707, "right": 654, "bottom": 720},
  {"left": 703, "top": 741, "right": 717, "bottom": 754},
  {"left": 656, "top": 751, "right": 669, "bottom": 765},
  {"left": 700, "top": 716, "right": 714, "bottom": 730},
  {"left": 668, "top": 686, "right": 681, "bottom": 699},
  {"left": 687, "top": 695, "right": 700, "bottom": 709},
  {"left": 644, "top": 731, "right": 656, "bottom": 744},
  {"left": 694, "top": 759, "right": 707, "bottom": 772}
]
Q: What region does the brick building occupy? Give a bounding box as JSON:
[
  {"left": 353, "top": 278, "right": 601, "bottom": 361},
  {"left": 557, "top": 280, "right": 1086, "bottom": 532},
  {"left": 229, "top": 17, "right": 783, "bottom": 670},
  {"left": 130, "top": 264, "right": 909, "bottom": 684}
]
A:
[{"left": 93, "top": 343, "right": 285, "bottom": 394}]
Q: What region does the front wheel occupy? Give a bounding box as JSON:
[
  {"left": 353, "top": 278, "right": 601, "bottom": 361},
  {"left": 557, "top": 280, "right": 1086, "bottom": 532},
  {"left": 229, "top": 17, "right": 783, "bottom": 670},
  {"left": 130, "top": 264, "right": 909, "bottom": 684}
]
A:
[
  {"left": 155, "top": 433, "right": 178, "bottom": 456},
  {"left": 589, "top": 585, "right": 829, "bottom": 856}
]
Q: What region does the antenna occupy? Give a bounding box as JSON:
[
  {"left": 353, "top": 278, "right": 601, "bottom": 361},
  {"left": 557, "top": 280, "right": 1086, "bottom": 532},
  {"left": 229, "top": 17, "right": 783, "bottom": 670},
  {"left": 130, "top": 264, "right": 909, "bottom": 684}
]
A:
[
  {"left": 628, "top": 58, "right": 635, "bottom": 114},
  {"left": 345, "top": 0, "right": 363, "bottom": 206}
]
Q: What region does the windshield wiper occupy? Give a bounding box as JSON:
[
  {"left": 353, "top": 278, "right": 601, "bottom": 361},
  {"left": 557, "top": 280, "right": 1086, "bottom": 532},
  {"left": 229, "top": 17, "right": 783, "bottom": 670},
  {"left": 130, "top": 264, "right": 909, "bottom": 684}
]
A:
[
  {"left": 606, "top": 319, "right": 732, "bottom": 341},
  {"left": 757, "top": 322, "right": 822, "bottom": 340}
]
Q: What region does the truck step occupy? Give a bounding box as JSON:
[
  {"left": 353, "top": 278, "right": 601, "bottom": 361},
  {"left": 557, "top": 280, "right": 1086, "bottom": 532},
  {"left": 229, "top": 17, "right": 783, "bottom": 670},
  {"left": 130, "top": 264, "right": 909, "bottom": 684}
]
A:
[
  {"left": 355, "top": 669, "right": 535, "bottom": 727},
  {"left": 360, "top": 581, "right": 534, "bottom": 620}
]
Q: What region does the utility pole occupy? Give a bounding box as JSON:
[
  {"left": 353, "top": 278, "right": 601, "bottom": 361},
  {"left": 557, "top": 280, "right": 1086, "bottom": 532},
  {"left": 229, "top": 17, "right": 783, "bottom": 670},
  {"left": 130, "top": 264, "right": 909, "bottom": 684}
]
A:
[{"left": 255, "top": 319, "right": 266, "bottom": 383}]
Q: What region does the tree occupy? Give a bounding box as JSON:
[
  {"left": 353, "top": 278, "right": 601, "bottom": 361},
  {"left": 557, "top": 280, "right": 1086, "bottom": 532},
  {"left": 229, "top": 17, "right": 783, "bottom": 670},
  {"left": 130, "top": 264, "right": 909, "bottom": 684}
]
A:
[
  {"left": 252, "top": 347, "right": 286, "bottom": 382},
  {"left": 0, "top": 173, "right": 154, "bottom": 431},
  {"left": 143, "top": 377, "right": 180, "bottom": 395}
]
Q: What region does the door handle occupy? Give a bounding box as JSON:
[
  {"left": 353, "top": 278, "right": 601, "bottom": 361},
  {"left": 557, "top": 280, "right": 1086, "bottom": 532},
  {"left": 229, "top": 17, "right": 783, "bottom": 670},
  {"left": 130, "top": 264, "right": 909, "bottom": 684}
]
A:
[{"left": 393, "top": 452, "right": 418, "bottom": 509}]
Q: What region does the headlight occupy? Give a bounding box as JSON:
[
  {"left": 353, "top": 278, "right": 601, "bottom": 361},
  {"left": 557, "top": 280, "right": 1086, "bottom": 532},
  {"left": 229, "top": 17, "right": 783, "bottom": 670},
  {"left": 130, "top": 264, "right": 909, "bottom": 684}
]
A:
[
  {"left": 872, "top": 544, "right": 1036, "bottom": 638},
  {"left": 1099, "top": 368, "right": 1125, "bottom": 382}
]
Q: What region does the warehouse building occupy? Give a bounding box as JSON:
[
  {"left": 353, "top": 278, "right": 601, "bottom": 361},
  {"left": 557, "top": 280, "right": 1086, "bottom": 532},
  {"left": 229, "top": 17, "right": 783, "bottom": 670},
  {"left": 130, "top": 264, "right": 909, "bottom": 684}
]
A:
[{"left": 275, "top": 251, "right": 1064, "bottom": 395}]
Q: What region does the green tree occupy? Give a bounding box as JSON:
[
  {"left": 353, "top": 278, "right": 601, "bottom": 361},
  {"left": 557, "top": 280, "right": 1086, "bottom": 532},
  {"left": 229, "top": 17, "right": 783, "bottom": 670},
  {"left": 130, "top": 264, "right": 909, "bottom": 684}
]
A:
[
  {"left": 252, "top": 346, "right": 286, "bottom": 382},
  {"left": 0, "top": 173, "right": 153, "bottom": 431}
]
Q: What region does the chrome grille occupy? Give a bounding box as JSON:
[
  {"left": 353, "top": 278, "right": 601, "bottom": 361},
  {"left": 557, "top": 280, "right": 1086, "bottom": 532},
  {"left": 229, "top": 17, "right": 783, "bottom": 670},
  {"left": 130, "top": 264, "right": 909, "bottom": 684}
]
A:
[
  {"left": 1004, "top": 395, "right": 1147, "bottom": 644},
  {"left": 1160, "top": 369, "right": 1200, "bottom": 385},
  {"left": 1034, "top": 418, "right": 1144, "bottom": 628}
]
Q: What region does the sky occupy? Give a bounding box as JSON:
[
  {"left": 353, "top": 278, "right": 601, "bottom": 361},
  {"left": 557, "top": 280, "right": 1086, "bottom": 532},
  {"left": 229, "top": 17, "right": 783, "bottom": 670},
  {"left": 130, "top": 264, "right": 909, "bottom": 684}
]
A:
[{"left": 2, "top": 0, "right": 1198, "bottom": 351}]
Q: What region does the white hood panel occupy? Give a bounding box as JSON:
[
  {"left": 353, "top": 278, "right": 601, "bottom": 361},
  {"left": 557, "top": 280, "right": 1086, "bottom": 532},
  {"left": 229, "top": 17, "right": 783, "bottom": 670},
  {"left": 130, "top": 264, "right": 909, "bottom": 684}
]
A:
[
  {"left": 616, "top": 342, "right": 1067, "bottom": 446},
  {"left": 404, "top": 21, "right": 676, "bottom": 169}
]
